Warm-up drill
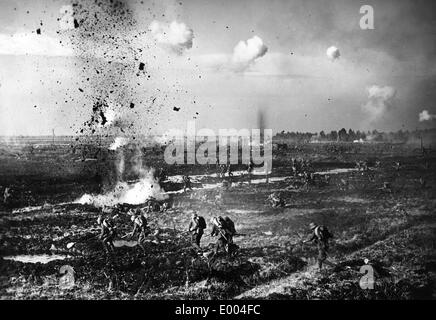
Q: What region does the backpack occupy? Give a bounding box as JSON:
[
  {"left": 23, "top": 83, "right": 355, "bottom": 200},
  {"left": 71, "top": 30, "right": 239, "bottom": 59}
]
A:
[
  {"left": 197, "top": 216, "right": 206, "bottom": 229},
  {"left": 314, "top": 226, "right": 333, "bottom": 241},
  {"left": 224, "top": 217, "right": 236, "bottom": 235}
]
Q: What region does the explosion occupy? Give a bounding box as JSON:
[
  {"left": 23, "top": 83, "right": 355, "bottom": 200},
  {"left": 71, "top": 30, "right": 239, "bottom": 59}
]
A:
[
  {"left": 148, "top": 20, "right": 194, "bottom": 55},
  {"left": 419, "top": 110, "right": 436, "bottom": 122},
  {"left": 326, "top": 46, "right": 340, "bottom": 61},
  {"left": 231, "top": 35, "right": 268, "bottom": 72},
  {"left": 76, "top": 169, "right": 168, "bottom": 207}
]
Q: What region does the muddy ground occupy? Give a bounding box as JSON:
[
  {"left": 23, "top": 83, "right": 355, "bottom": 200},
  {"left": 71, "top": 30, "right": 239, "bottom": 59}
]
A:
[{"left": 0, "top": 142, "right": 435, "bottom": 299}]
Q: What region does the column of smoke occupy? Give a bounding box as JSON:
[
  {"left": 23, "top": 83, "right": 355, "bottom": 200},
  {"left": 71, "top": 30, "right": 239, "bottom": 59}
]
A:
[{"left": 67, "top": 1, "right": 167, "bottom": 206}]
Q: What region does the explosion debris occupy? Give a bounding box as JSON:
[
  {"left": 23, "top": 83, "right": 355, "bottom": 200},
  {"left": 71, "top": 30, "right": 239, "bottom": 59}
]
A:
[{"left": 326, "top": 46, "right": 340, "bottom": 61}]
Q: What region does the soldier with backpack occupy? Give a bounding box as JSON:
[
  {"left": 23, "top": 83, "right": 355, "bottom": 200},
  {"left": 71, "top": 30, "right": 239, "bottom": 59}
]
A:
[
  {"left": 97, "top": 215, "right": 117, "bottom": 253},
  {"left": 188, "top": 212, "right": 207, "bottom": 248},
  {"left": 303, "top": 222, "right": 335, "bottom": 270},
  {"left": 210, "top": 216, "right": 237, "bottom": 255},
  {"left": 128, "top": 210, "right": 150, "bottom": 252}
]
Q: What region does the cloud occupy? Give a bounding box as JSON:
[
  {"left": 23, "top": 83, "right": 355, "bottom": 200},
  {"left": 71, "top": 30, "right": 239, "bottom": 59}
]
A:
[
  {"left": 148, "top": 20, "right": 194, "bottom": 54},
  {"left": 419, "top": 110, "right": 436, "bottom": 122},
  {"left": 0, "top": 33, "right": 74, "bottom": 56},
  {"left": 230, "top": 35, "right": 268, "bottom": 72},
  {"left": 362, "top": 85, "right": 397, "bottom": 120},
  {"left": 326, "top": 46, "right": 340, "bottom": 61}
]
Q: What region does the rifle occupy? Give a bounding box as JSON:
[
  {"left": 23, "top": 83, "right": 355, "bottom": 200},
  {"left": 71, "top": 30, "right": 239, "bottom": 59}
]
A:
[{"left": 120, "top": 232, "right": 132, "bottom": 239}]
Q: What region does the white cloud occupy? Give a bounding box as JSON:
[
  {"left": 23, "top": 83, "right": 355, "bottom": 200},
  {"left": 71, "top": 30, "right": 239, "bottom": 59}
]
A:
[
  {"left": 0, "top": 32, "right": 74, "bottom": 56},
  {"left": 362, "top": 85, "right": 396, "bottom": 120},
  {"left": 148, "top": 20, "right": 194, "bottom": 54},
  {"left": 326, "top": 46, "right": 340, "bottom": 61},
  {"left": 231, "top": 35, "right": 268, "bottom": 72},
  {"left": 419, "top": 110, "right": 436, "bottom": 122}
]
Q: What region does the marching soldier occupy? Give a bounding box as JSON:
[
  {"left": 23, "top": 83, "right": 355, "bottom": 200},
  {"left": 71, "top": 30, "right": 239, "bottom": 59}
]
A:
[
  {"left": 303, "top": 222, "right": 335, "bottom": 270},
  {"left": 97, "top": 215, "right": 116, "bottom": 253},
  {"left": 188, "top": 212, "right": 207, "bottom": 248}
]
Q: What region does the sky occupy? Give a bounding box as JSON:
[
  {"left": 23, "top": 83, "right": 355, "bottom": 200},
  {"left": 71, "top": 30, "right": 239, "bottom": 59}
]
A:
[{"left": 0, "top": 0, "right": 435, "bottom": 136}]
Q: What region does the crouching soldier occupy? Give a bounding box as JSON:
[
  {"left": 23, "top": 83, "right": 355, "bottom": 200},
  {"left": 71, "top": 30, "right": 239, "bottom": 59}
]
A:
[
  {"left": 129, "top": 211, "right": 150, "bottom": 252},
  {"left": 210, "top": 216, "right": 237, "bottom": 255},
  {"left": 303, "top": 222, "right": 334, "bottom": 270},
  {"left": 188, "top": 212, "right": 207, "bottom": 248},
  {"left": 267, "top": 192, "right": 285, "bottom": 207},
  {"left": 183, "top": 175, "right": 192, "bottom": 192},
  {"left": 97, "top": 215, "right": 116, "bottom": 253}
]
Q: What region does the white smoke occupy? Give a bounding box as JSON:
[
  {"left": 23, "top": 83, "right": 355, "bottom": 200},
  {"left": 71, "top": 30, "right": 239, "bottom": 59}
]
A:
[
  {"left": 76, "top": 170, "right": 168, "bottom": 207},
  {"left": 326, "top": 46, "right": 340, "bottom": 61},
  {"left": 102, "top": 108, "right": 118, "bottom": 127},
  {"left": 362, "top": 85, "right": 396, "bottom": 120},
  {"left": 419, "top": 110, "right": 436, "bottom": 122},
  {"left": 59, "top": 5, "right": 76, "bottom": 30},
  {"left": 148, "top": 20, "right": 194, "bottom": 54},
  {"left": 109, "top": 137, "right": 129, "bottom": 150},
  {"left": 231, "top": 36, "right": 268, "bottom": 71}
]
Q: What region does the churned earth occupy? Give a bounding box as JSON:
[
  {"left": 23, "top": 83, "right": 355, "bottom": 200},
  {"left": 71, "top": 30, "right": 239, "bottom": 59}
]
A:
[{"left": 1, "top": 142, "right": 436, "bottom": 299}]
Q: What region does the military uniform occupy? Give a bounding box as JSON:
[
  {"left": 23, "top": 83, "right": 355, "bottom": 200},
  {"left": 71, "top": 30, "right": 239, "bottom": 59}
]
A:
[
  {"left": 131, "top": 214, "right": 150, "bottom": 250},
  {"left": 305, "top": 223, "right": 334, "bottom": 269},
  {"left": 98, "top": 217, "right": 116, "bottom": 253},
  {"left": 188, "top": 214, "right": 206, "bottom": 247},
  {"left": 210, "top": 216, "right": 236, "bottom": 254}
]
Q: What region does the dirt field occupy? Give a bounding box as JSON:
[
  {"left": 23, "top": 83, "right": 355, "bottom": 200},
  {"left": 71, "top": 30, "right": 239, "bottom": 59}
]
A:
[{"left": 1, "top": 141, "right": 435, "bottom": 299}]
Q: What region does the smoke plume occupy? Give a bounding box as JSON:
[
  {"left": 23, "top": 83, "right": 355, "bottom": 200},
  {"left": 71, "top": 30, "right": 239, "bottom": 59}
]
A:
[
  {"left": 231, "top": 35, "right": 268, "bottom": 72},
  {"left": 362, "top": 85, "right": 397, "bottom": 121},
  {"left": 326, "top": 46, "right": 340, "bottom": 61},
  {"left": 76, "top": 170, "right": 168, "bottom": 207},
  {"left": 109, "top": 137, "right": 129, "bottom": 150},
  {"left": 419, "top": 110, "right": 436, "bottom": 121},
  {"left": 148, "top": 20, "right": 194, "bottom": 55}
]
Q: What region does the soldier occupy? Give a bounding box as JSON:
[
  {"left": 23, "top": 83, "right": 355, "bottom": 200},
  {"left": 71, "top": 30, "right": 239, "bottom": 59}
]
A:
[
  {"left": 227, "top": 164, "right": 233, "bottom": 177},
  {"left": 267, "top": 192, "right": 285, "bottom": 207},
  {"left": 97, "top": 215, "right": 116, "bottom": 253},
  {"left": 183, "top": 175, "right": 192, "bottom": 192},
  {"left": 303, "top": 222, "right": 334, "bottom": 270},
  {"left": 340, "top": 178, "right": 349, "bottom": 191},
  {"left": 382, "top": 181, "right": 392, "bottom": 192},
  {"left": 223, "top": 216, "right": 237, "bottom": 250},
  {"left": 3, "top": 187, "right": 11, "bottom": 205},
  {"left": 188, "top": 212, "right": 207, "bottom": 248},
  {"left": 160, "top": 201, "right": 169, "bottom": 212},
  {"left": 419, "top": 177, "right": 426, "bottom": 189},
  {"left": 129, "top": 210, "right": 150, "bottom": 252},
  {"left": 247, "top": 160, "right": 254, "bottom": 184},
  {"left": 210, "top": 216, "right": 236, "bottom": 255}
]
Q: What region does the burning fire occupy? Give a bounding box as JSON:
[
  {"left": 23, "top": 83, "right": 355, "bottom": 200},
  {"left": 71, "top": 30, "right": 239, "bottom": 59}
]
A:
[{"left": 76, "top": 170, "right": 168, "bottom": 207}]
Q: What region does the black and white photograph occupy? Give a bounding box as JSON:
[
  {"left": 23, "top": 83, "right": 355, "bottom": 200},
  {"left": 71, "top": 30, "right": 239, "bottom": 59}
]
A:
[{"left": 0, "top": 0, "right": 435, "bottom": 304}]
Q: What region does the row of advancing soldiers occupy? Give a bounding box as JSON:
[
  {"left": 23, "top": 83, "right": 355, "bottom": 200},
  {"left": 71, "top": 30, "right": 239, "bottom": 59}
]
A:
[
  {"left": 97, "top": 210, "right": 335, "bottom": 269},
  {"left": 96, "top": 211, "right": 239, "bottom": 255}
]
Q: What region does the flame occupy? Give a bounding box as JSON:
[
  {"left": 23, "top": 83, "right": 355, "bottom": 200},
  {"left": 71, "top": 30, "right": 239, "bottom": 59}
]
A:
[{"left": 75, "top": 170, "right": 168, "bottom": 207}]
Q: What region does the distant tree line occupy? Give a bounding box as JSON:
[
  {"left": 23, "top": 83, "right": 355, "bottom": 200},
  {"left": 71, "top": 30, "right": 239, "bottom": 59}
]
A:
[{"left": 274, "top": 128, "right": 436, "bottom": 143}]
